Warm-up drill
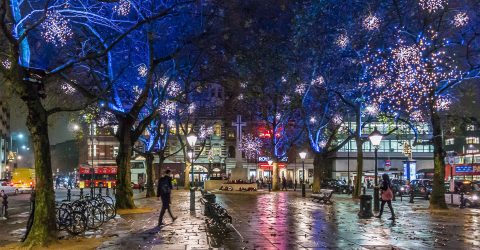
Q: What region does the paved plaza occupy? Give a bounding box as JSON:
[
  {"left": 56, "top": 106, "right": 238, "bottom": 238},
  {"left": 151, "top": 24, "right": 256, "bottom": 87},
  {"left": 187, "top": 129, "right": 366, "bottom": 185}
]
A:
[{"left": 1, "top": 189, "right": 480, "bottom": 249}]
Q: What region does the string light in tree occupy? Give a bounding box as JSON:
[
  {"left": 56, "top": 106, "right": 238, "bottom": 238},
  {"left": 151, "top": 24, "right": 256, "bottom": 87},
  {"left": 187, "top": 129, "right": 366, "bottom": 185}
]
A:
[
  {"left": 295, "top": 84, "right": 307, "bottom": 95},
  {"left": 1, "top": 59, "right": 11, "bottom": 69},
  {"left": 365, "top": 105, "right": 379, "bottom": 116},
  {"left": 167, "top": 119, "right": 175, "bottom": 127},
  {"left": 237, "top": 94, "right": 244, "bottom": 100},
  {"left": 363, "top": 14, "right": 380, "bottom": 31},
  {"left": 435, "top": 95, "right": 452, "bottom": 111},
  {"left": 199, "top": 125, "right": 214, "bottom": 139},
  {"left": 453, "top": 12, "right": 469, "bottom": 27},
  {"left": 418, "top": 0, "right": 447, "bottom": 13},
  {"left": 167, "top": 81, "right": 181, "bottom": 97},
  {"left": 239, "top": 133, "right": 263, "bottom": 159},
  {"left": 318, "top": 140, "right": 327, "bottom": 149},
  {"left": 188, "top": 103, "right": 196, "bottom": 114},
  {"left": 311, "top": 75, "right": 325, "bottom": 86},
  {"left": 159, "top": 101, "right": 177, "bottom": 117},
  {"left": 41, "top": 11, "right": 73, "bottom": 47},
  {"left": 156, "top": 77, "right": 168, "bottom": 88},
  {"left": 282, "top": 95, "right": 291, "bottom": 105},
  {"left": 137, "top": 64, "right": 147, "bottom": 77},
  {"left": 332, "top": 115, "right": 342, "bottom": 125},
  {"left": 336, "top": 34, "right": 349, "bottom": 49},
  {"left": 61, "top": 83, "right": 76, "bottom": 95},
  {"left": 310, "top": 116, "right": 317, "bottom": 124},
  {"left": 240, "top": 82, "right": 248, "bottom": 89},
  {"left": 113, "top": 0, "right": 131, "bottom": 16}
]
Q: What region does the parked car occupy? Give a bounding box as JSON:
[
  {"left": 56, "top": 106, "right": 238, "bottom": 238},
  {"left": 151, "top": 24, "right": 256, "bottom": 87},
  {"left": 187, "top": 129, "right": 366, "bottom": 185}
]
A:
[
  {"left": 391, "top": 179, "right": 407, "bottom": 196},
  {"left": 409, "top": 179, "right": 433, "bottom": 200},
  {"left": 321, "top": 179, "right": 349, "bottom": 194},
  {"left": 0, "top": 180, "right": 19, "bottom": 195},
  {"left": 444, "top": 180, "right": 480, "bottom": 207}
]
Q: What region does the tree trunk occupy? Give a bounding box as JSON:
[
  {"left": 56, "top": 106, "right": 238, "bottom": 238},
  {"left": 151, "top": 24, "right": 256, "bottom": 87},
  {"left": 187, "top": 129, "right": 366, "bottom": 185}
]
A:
[
  {"left": 23, "top": 100, "right": 57, "bottom": 246},
  {"left": 353, "top": 137, "right": 364, "bottom": 198},
  {"left": 115, "top": 126, "right": 135, "bottom": 209},
  {"left": 312, "top": 153, "right": 324, "bottom": 193},
  {"left": 272, "top": 162, "right": 280, "bottom": 191},
  {"left": 184, "top": 161, "right": 191, "bottom": 190},
  {"left": 429, "top": 109, "right": 448, "bottom": 209},
  {"left": 145, "top": 154, "right": 155, "bottom": 198}
]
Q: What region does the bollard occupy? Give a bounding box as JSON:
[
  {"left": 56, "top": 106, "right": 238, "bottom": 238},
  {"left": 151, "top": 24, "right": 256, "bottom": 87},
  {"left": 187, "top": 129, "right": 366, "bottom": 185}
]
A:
[
  {"left": 1, "top": 192, "right": 8, "bottom": 219},
  {"left": 67, "top": 188, "right": 71, "bottom": 202},
  {"left": 90, "top": 185, "right": 94, "bottom": 197},
  {"left": 99, "top": 185, "right": 103, "bottom": 196},
  {"left": 358, "top": 194, "right": 373, "bottom": 218},
  {"left": 80, "top": 188, "right": 84, "bottom": 199},
  {"left": 106, "top": 186, "right": 110, "bottom": 197},
  {"left": 362, "top": 186, "right": 366, "bottom": 195},
  {"left": 460, "top": 192, "right": 465, "bottom": 209},
  {"left": 409, "top": 190, "right": 414, "bottom": 204}
]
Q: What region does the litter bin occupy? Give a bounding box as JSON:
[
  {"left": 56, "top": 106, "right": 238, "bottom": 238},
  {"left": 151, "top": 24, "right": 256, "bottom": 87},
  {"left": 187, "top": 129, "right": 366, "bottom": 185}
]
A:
[{"left": 358, "top": 194, "right": 373, "bottom": 219}]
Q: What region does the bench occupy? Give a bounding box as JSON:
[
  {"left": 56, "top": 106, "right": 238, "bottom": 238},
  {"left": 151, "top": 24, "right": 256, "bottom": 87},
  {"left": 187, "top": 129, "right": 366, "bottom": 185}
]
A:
[{"left": 311, "top": 189, "right": 334, "bottom": 204}]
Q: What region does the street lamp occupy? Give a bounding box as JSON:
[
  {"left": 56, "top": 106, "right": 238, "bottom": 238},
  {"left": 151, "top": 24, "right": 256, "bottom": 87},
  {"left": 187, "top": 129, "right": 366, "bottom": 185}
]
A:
[
  {"left": 299, "top": 151, "right": 307, "bottom": 197},
  {"left": 267, "top": 160, "right": 273, "bottom": 192},
  {"left": 368, "top": 127, "right": 383, "bottom": 212},
  {"left": 186, "top": 132, "right": 198, "bottom": 212}
]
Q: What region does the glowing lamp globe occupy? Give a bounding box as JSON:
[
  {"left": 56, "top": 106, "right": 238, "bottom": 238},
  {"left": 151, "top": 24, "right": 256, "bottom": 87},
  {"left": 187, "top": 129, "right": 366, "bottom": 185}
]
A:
[
  {"left": 186, "top": 132, "right": 198, "bottom": 148},
  {"left": 299, "top": 152, "right": 307, "bottom": 160},
  {"left": 368, "top": 127, "right": 383, "bottom": 147}
]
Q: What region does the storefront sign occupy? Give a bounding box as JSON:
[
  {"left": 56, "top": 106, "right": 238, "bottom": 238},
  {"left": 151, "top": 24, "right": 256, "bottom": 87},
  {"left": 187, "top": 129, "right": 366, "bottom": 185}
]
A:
[
  {"left": 258, "top": 156, "right": 288, "bottom": 162},
  {"left": 455, "top": 165, "right": 473, "bottom": 173}
]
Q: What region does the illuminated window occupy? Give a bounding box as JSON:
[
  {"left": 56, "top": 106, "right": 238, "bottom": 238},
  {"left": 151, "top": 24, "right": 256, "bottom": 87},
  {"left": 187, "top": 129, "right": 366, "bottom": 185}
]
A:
[
  {"left": 445, "top": 138, "right": 454, "bottom": 145},
  {"left": 214, "top": 124, "right": 222, "bottom": 136},
  {"left": 228, "top": 131, "right": 235, "bottom": 139},
  {"left": 466, "top": 137, "right": 479, "bottom": 144}
]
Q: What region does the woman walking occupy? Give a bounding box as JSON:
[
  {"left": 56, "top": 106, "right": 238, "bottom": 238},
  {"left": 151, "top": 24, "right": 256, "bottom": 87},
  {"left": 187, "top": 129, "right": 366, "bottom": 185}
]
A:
[{"left": 376, "top": 174, "right": 395, "bottom": 220}]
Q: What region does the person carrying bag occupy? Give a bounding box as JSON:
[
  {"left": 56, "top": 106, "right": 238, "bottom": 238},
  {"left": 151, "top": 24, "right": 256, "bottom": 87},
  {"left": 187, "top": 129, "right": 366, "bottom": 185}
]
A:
[{"left": 376, "top": 174, "right": 395, "bottom": 221}]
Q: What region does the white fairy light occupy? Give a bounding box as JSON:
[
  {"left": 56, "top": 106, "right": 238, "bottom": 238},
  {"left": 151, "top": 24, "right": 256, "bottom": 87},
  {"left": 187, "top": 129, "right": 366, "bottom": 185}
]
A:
[
  {"left": 1, "top": 59, "right": 12, "bottom": 69},
  {"left": 156, "top": 77, "right": 168, "bottom": 87},
  {"left": 282, "top": 95, "right": 291, "bottom": 105},
  {"left": 167, "top": 119, "right": 176, "bottom": 127},
  {"left": 318, "top": 140, "right": 327, "bottom": 148},
  {"left": 418, "top": 0, "right": 447, "bottom": 13},
  {"left": 365, "top": 105, "right": 379, "bottom": 115},
  {"left": 41, "top": 11, "right": 73, "bottom": 47},
  {"left": 275, "top": 113, "right": 282, "bottom": 120},
  {"left": 453, "top": 12, "right": 469, "bottom": 27},
  {"left": 138, "top": 64, "right": 148, "bottom": 77},
  {"left": 159, "top": 101, "right": 177, "bottom": 117},
  {"left": 435, "top": 95, "right": 452, "bottom": 111},
  {"left": 336, "top": 34, "right": 349, "bottom": 49},
  {"left": 61, "top": 82, "right": 76, "bottom": 95},
  {"left": 332, "top": 115, "right": 342, "bottom": 125},
  {"left": 167, "top": 81, "right": 181, "bottom": 97},
  {"left": 240, "top": 82, "right": 248, "bottom": 89},
  {"left": 392, "top": 44, "right": 421, "bottom": 65},
  {"left": 240, "top": 134, "right": 263, "bottom": 159},
  {"left": 310, "top": 116, "right": 316, "bottom": 124},
  {"left": 363, "top": 14, "right": 380, "bottom": 31},
  {"left": 199, "top": 125, "right": 214, "bottom": 139},
  {"left": 113, "top": 0, "right": 131, "bottom": 16},
  {"left": 372, "top": 76, "right": 387, "bottom": 87},
  {"left": 410, "top": 110, "right": 424, "bottom": 122},
  {"left": 311, "top": 75, "right": 325, "bottom": 86},
  {"left": 237, "top": 94, "right": 244, "bottom": 100},
  {"left": 281, "top": 76, "right": 287, "bottom": 83},
  {"left": 295, "top": 84, "right": 307, "bottom": 95}
]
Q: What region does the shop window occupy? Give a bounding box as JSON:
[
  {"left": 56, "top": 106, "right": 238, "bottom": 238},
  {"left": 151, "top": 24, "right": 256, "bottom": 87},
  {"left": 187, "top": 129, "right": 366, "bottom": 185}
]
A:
[
  {"left": 214, "top": 124, "right": 222, "bottom": 136},
  {"left": 467, "top": 125, "right": 475, "bottom": 131},
  {"left": 445, "top": 138, "right": 454, "bottom": 145},
  {"left": 466, "top": 137, "right": 479, "bottom": 144}
]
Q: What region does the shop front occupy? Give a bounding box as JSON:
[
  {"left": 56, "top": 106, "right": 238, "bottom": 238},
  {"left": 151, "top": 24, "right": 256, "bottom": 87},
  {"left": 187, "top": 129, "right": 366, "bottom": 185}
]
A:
[{"left": 446, "top": 164, "right": 480, "bottom": 181}]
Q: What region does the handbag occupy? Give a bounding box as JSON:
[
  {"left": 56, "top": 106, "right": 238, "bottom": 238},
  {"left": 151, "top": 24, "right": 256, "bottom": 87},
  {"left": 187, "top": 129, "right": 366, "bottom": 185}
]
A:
[{"left": 381, "top": 186, "right": 394, "bottom": 201}]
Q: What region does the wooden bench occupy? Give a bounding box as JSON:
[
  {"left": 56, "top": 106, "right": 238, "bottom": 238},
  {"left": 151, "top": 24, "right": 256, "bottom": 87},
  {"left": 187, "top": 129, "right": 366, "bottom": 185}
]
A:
[{"left": 311, "top": 189, "right": 334, "bottom": 204}]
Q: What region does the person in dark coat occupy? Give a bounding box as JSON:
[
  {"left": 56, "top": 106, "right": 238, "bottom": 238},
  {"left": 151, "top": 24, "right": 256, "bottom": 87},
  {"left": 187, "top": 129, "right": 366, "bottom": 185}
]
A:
[
  {"left": 281, "top": 176, "right": 287, "bottom": 191},
  {"left": 157, "top": 169, "right": 177, "bottom": 226},
  {"left": 376, "top": 174, "right": 395, "bottom": 220}
]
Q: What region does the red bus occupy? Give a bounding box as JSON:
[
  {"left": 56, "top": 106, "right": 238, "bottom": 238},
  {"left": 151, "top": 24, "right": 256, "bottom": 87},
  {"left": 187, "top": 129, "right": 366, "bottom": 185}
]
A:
[{"left": 77, "top": 165, "right": 117, "bottom": 188}]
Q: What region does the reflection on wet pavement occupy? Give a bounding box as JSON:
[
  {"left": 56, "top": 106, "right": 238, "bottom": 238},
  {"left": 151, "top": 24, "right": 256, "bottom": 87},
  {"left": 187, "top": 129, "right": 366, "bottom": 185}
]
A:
[{"left": 213, "top": 191, "right": 480, "bottom": 249}]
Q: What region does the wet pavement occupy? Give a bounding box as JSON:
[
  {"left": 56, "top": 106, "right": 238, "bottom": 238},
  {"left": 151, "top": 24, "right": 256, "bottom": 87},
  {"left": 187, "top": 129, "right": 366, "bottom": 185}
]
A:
[
  {"left": 213, "top": 191, "right": 480, "bottom": 249},
  {"left": 1, "top": 189, "right": 480, "bottom": 249}
]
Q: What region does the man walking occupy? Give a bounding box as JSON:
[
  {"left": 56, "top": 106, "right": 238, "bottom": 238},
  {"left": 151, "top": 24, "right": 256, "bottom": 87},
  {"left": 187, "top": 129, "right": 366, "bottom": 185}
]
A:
[{"left": 157, "top": 169, "right": 177, "bottom": 227}]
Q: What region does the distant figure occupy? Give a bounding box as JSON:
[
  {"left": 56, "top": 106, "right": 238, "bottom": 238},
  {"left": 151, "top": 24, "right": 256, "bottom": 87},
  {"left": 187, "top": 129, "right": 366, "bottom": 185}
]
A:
[
  {"left": 157, "top": 170, "right": 177, "bottom": 227},
  {"left": 281, "top": 176, "right": 287, "bottom": 191},
  {"left": 55, "top": 177, "right": 60, "bottom": 189},
  {"left": 139, "top": 177, "right": 145, "bottom": 192},
  {"left": 376, "top": 174, "right": 395, "bottom": 221}
]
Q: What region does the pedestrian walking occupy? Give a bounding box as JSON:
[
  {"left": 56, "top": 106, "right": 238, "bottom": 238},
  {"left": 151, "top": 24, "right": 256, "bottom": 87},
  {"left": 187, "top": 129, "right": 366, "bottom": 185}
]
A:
[
  {"left": 281, "top": 176, "right": 287, "bottom": 191},
  {"left": 375, "top": 174, "right": 395, "bottom": 221},
  {"left": 157, "top": 169, "right": 177, "bottom": 227}
]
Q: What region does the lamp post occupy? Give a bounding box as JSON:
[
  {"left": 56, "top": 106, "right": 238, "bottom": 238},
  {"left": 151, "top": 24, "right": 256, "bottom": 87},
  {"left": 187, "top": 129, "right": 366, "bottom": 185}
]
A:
[
  {"left": 187, "top": 132, "right": 198, "bottom": 212},
  {"left": 368, "top": 127, "right": 383, "bottom": 212},
  {"left": 267, "top": 160, "right": 273, "bottom": 192},
  {"left": 299, "top": 152, "right": 307, "bottom": 197}
]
